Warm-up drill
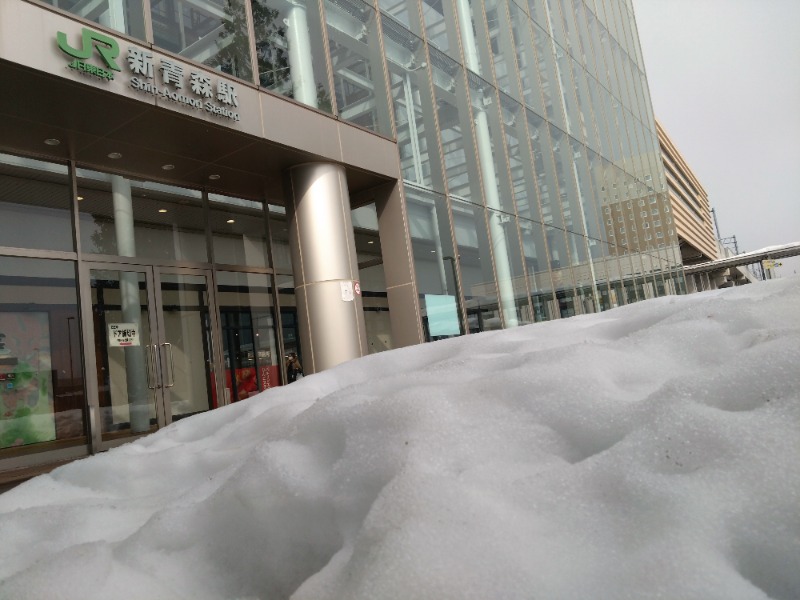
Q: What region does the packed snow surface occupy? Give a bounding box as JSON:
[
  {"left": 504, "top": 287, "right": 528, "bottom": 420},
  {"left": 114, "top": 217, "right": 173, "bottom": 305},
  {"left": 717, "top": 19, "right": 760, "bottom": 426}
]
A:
[{"left": 2, "top": 279, "right": 800, "bottom": 600}]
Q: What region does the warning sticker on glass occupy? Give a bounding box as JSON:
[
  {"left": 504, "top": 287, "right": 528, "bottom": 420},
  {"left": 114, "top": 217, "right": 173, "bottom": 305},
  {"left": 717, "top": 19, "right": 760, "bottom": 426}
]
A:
[{"left": 108, "top": 323, "right": 140, "bottom": 347}]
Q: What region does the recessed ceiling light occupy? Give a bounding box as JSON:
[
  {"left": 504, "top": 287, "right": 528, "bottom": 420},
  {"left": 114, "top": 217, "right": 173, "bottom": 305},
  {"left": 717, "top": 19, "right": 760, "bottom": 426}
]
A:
[
  {"left": 108, "top": 152, "right": 122, "bottom": 159},
  {"left": 208, "top": 174, "right": 221, "bottom": 180},
  {"left": 161, "top": 164, "right": 175, "bottom": 171},
  {"left": 158, "top": 209, "right": 168, "bottom": 213},
  {"left": 367, "top": 240, "right": 374, "bottom": 244},
  {"left": 44, "top": 138, "right": 61, "bottom": 146},
  {"left": 226, "top": 219, "right": 235, "bottom": 224},
  {"left": 77, "top": 196, "right": 84, "bottom": 201}
]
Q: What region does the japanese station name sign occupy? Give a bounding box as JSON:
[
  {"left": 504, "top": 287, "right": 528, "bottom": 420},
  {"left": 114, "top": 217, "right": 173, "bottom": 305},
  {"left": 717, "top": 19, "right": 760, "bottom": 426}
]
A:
[
  {"left": 56, "top": 27, "right": 241, "bottom": 122},
  {"left": 108, "top": 323, "right": 140, "bottom": 347}
]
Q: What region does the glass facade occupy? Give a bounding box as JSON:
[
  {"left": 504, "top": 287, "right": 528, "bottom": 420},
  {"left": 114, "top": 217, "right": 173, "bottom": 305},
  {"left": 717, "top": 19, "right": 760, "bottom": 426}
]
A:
[
  {"left": 30, "top": 0, "right": 683, "bottom": 335},
  {"left": 0, "top": 257, "right": 86, "bottom": 451},
  {"left": 3, "top": 0, "right": 684, "bottom": 469},
  {"left": 0, "top": 152, "right": 311, "bottom": 463}
]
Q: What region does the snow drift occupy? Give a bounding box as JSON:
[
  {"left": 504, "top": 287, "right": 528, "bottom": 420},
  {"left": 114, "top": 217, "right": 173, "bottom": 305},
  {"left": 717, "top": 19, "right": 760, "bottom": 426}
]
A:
[{"left": 1, "top": 278, "right": 799, "bottom": 600}]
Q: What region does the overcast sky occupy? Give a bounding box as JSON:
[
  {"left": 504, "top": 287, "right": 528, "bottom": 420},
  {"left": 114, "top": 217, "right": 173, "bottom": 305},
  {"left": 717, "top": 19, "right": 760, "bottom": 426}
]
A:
[{"left": 632, "top": 0, "right": 800, "bottom": 276}]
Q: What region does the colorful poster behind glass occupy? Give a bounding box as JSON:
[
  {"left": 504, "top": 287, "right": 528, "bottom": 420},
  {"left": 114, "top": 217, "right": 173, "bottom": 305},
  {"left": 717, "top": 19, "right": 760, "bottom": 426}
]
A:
[{"left": 0, "top": 312, "right": 56, "bottom": 448}]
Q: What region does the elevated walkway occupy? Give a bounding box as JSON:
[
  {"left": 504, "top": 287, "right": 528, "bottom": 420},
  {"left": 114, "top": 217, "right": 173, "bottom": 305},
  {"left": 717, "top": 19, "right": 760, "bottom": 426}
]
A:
[{"left": 683, "top": 241, "right": 800, "bottom": 275}]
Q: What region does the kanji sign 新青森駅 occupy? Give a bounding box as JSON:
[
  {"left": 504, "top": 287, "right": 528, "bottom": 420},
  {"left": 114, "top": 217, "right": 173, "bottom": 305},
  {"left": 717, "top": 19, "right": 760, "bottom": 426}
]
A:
[{"left": 56, "top": 27, "right": 241, "bottom": 122}]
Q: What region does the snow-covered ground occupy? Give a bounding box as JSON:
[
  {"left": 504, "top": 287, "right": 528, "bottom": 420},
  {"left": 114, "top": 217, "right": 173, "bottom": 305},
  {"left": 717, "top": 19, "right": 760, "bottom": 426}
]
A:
[{"left": 1, "top": 278, "right": 799, "bottom": 600}]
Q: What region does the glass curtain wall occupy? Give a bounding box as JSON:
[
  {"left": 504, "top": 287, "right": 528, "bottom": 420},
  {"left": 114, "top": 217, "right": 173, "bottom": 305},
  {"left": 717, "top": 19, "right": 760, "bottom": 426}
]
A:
[
  {"left": 77, "top": 171, "right": 208, "bottom": 262},
  {"left": 324, "top": 0, "right": 393, "bottom": 134},
  {"left": 37, "top": 0, "right": 682, "bottom": 341},
  {"left": 0, "top": 154, "right": 87, "bottom": 458},
  {"left": 0, "top": 257, "right": 85, "bottom": 455},
  {"left": 42, "top": 0, "right": 147, "bottom": 40},
  {"left": 0, "top": 153, "right": 73, "bottom": 252},
  {"left": 216, "top": 271, "right": 281, "bottom": 402},
  {"left": 405, "top": 188, "right": 463, "bottom": 340},
  {"left": 251, "top": 0, "right": 333, "bottom": 110},
  {"left": 0, "top": 147, "right": 311, "bottom": 463},
  {"left": 384, "top": 0, "right": 678, "bottom": 335},
  {"left": 210, "top": 194, "right": 271, "bottom": 268},
  {"left": 149, "top": 0, "right": 254, "bottom": 81},
  {"left": 351, "top": 205, "right": 395, "bottom": 353}
]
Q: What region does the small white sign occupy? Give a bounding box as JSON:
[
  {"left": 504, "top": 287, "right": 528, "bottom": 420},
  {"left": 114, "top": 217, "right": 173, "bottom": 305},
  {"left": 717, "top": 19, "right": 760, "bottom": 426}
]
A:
[
  {"left": 108, "top": 323, "right": 140, "bottom": 347},
  {"left": 340, "top": 281, "right": 354, "bottom": 302}
]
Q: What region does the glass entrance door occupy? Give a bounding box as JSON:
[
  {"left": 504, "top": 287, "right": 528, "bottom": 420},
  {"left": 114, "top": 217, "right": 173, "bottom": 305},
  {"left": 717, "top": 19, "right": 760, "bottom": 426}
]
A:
[
  {"left": 83, "top": 263, "right": 219, "bottom": 449},
  {"left": 154, "top": 270, "right": 217, "bottom": 422}
]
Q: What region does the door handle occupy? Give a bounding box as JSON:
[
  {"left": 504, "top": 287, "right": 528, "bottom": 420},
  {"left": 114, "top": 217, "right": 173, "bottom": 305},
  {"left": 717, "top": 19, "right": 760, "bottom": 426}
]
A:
[
  {"left": 145, "top": 345, "right": 159, "bottom": 390},
  {"left": 162, "top": 342, "right": 176, "bottom": 388}
]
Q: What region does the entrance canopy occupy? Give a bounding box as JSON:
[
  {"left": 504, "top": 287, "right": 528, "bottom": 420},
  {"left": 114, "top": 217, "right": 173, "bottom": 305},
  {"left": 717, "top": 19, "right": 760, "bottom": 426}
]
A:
[{"left": 0, "top": 58, "right": 397, "bottom": 204}]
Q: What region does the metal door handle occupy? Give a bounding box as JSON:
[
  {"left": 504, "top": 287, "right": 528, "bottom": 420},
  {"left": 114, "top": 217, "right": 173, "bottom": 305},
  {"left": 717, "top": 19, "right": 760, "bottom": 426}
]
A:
[
  {"left": 145, "top": 345, "right": 158, "bottom": 390},
  {"left": 162, "top": 342, "right": 176, "bottom": 388}
]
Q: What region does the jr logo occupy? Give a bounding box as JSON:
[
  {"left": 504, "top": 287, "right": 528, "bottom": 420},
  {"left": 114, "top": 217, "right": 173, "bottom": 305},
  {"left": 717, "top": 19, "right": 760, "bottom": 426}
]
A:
[{"left": 56, "top": 28, "right": 121, "bottom": 72}]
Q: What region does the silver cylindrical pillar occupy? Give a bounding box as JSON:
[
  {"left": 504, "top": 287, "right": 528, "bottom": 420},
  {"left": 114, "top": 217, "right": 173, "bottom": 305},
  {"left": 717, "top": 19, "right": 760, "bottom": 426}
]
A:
[
  {"left": 287, "top": 1, "right": 318, "bottom": 108},
  {"left": 455, "top": 0, "right": 519, "bottom": 328},
  {"left": 101, "top": 0, "right": 127, "bottom": 32},
  {"left": 111, "top": 175, "right": 149, "bottom": 433},
  {"left": 286, "top": 163, "right": 367, "bottom": 374}
]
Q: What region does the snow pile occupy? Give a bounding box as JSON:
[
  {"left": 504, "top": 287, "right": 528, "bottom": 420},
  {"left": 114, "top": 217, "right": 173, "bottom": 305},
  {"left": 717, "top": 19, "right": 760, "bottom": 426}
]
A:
[{"left": 1, "top": 279, "right": 799, "bottom": 600}]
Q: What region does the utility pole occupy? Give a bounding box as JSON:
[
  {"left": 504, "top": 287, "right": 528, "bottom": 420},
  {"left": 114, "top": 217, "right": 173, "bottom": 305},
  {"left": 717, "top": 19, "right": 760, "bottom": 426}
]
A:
[{"left": 710, "top": 207, "right": 722, "bottom": 241}]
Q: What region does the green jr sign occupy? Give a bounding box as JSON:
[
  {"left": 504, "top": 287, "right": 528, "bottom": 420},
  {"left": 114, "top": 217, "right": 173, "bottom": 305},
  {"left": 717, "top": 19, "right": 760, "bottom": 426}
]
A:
[{"left": 56, "top": 28, "right": 121, "bottom": 81}]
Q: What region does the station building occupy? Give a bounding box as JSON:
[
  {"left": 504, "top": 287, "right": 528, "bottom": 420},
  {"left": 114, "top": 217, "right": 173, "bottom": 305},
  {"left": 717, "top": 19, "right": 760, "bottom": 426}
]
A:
[
  {"left": 656, "top": 119, "right": 717, "bottom": 267},
  {"left": 0, "top": 0, "right": 683, "bottom": 479}
]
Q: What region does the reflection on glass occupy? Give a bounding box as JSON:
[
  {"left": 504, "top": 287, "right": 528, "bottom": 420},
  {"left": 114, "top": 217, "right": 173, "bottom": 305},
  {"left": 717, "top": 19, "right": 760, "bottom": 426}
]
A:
[
  {"left": 159, "top": 273, "right": 215, "bottom": 420},
  {"left": 501, "top": 93, "right": 537, "bottom": 221},
  {"left": 91, "top": 269, "right": 156, "bottom": 439},
  {"left": 210, "top": 194, "right": 269, "bottom": 267},
  {"left": 451, "top": 198, "right": 501, "bottom": 332},
  {"left": 251, "top": 0, "right": 332, "bottom": 111},
  {"left": 527, "top": 110, "right": 569, "bottom": 267},
  {"left": 268, "top": 205, "right": 292, "bottom": 271},
  {"left": 383, "top": 20, "right": 441, "bottom": 191},
  {"left": 0, "top": 258, "right": 86, "bottom": 453},
  {"left": 508, "top": 1, "right": 545, "bottom": 116},
  {"left": 352, "top": 214, "right": 394, "bottom": 353},
  {"left": 78, "top": 170, "right": 207, "bottom": 262},
  {"left": 276, "top": 274, "right": 303, "bottom": 382},
  {"left": 531, "top": 21, "right": 564, "bottom": 127},
  {"left": 151, "top": 0, "right": 253, "bottom": 81},
  {"left": 406, "top": 188, "right": 464, "bottom": 340},
  {"left": 378, "top": 0, "right": 422, "bottom": 36},
  {"left": 467, "top": 73, "right": 516, "bottom": 215},
  {"left": 0, "top": 153, "right": 72, "bottom": 252},
  {"left": 488, "top": 210, "right": 532, "bottom": 325},
  {"left": 520, "top": 219, "right": 556, "bottom": 322},
  {"left": 545, "top": 225, "right": 578, "bottom": 317},
  {"left": 325, "top": 0, "right": 391, "bottom": 134},
  {"left": 482, "top": 0, "right": 519, "bottom": 99},
  {"left": 216, "top": 271, "right": 280, "bottom": 400},
  {"left": 431, "top": 49, "right": 482, "bottom": 202},
  {"left": 43, "top": 0, "right": 147, "bottom": 40},
  {"left": 422, "top": 0, "right": 458, "bottom": 54}
]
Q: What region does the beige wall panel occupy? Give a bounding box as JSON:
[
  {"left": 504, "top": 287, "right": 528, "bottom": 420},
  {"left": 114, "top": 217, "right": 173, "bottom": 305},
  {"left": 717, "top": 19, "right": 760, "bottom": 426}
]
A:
[
  {"left": 338, "top": 124, "right": 400, "bottom": 180},
  {"left": 262, "top": 94, "right": 342, "bottom": 161}
]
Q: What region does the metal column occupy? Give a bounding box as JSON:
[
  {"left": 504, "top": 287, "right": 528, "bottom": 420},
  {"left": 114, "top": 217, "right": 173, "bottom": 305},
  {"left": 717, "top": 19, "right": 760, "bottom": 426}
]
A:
[{"left": 286, "top": 163, "right": 368, "bottom": 373}]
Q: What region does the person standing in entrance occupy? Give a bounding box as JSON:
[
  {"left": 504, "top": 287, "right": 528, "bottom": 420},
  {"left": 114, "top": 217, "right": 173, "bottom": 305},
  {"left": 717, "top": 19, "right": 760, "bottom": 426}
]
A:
[{"left": 285, "top": 352, "right": 303, "bottom": 383}]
